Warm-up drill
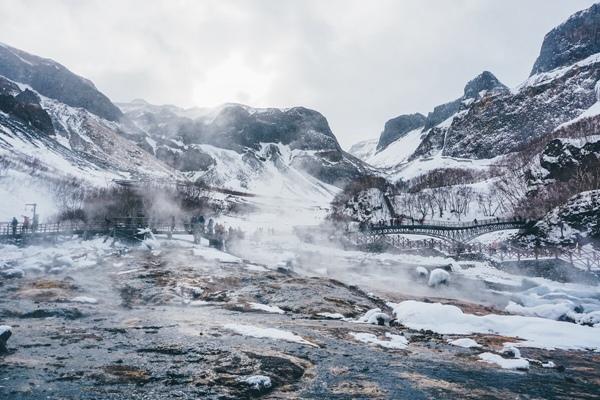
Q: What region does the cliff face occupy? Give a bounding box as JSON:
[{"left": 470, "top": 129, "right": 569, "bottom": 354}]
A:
[
  {"left": 531, "top": 3, "right": 600, "bottom": 75},
  {"left": 0, "top": 43, "right": 122, "bottom": 121}
]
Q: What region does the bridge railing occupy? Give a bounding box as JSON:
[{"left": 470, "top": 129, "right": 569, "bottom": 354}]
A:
[
  {"left": 354, "top": 233, "right": 600, "bottom": 272},
  {"left": 366, "top": 217, "right": 529, "bottom": 231}
]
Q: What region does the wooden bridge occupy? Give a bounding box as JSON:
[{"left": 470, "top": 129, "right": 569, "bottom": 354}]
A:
[
  {"left": 359, "top": 217, "right": 530, "bottom": 243},
  {"left": 0, "top": 217, "right": 221, "bottom": 245}
]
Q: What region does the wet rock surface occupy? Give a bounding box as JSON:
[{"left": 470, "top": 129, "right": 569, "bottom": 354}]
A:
[{"left": 1, "top": 243, "right": 600, "bottom": 399}]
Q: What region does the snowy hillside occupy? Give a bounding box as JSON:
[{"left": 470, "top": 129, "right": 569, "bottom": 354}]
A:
[
  {"left": 347, "top": 138, "right": 377, "bottom": 161},
  {"left": 119, "top": 100, "right": 372, "bottom": 200}
]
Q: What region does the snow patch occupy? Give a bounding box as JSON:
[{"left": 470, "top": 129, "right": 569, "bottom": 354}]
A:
[
  {"left": 224, "top": 324, "right": 318, "bottom": 347},
  {"left": 389, "top": 300, "right": 600, "bottom": 350},
  {"left": 350, "top": 332, "right": 408, "bottom": 349}
]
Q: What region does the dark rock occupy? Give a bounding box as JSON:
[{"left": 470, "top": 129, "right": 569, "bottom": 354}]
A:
[
  {"left": 423, "top": 98, "right": 461, "bottom": 131},
  {"left": 463, "top": 71, "right": 508, "bottom": 99},
  {"left": 0, "top": 89, "right": 54, "bottom": 135},
  {"left": 155, "top": 146, "right": 216, "bottom": 172},
  {"left": 0, "top": 76, "right": 19, "bottom": 96},
  {"left": 0, "top": 42, "right": 122, "bottom": 121},
  {"left": 539, "top": 137, "right": 600, "bottom": 182},
  {"left": 531, "top": 3, "right": 600, "bottom": 75},
  {"left": 376, "top": 113, "right": 426, "bottom": 152},
  {"left": 15, "top": 89, "right": 41, "bottom": 105},
  {"left": 19, "top": 307, "right": 84, "bottom": 320},
  {"left": 0, "top": 325, "right": 11, "bottom": 352}
]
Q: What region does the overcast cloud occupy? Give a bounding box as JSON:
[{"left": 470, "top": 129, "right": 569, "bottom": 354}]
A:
[{"left": 0, "top": 0, "right": 597, "bottom": 148}]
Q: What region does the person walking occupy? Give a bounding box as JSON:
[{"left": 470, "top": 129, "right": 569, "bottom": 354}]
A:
[
  {"left": 11, "top": 217, "right": 18, "bottom": 236},
  {"left": 32, "top": 214, "right": 39, "bottom": 233},
  {"left": 22, "top": 216, "right": 30, "bottom": 233}
]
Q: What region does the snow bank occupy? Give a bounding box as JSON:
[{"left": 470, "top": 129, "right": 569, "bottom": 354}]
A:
[
  {"left": 428, "top": 268, "right": 450, "bottom": 287},
  {"left": 224, "top": 324, "right": 318, "bottom": 347},
  {"left": 478, "top": 352, "right": 529, "bottom": 370},
  {"left": 70, "top": 296, "right": 98, "bottom": 304},
  {"left": 350, "top": 332, "right": 408, "bottom": 349},
  {"left": 415, "top": 266, "right": 429, "bottom": 278},
  {"left": 448, "top": 338, "right": 481, "bottom": 348},
  {"left": 317, "top": 312, "right": 346, "bottom": 320},
  {"left": 248, "top": 303, "right": 285, "bottom": 314},
  {"left": 389, "top": 300, "right": 600, "bottom": 350},
  {"left": 356, "top": 308, "right": 392, "bottom": 325}
]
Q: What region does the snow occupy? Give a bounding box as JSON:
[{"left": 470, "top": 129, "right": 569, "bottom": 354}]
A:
[
  {"left": 389, "top": 300, "right": 600, "bottom": 350},
  {"left": 356, "top": 308, "right": 392, "bottom": 325},
  {"left": 350, "top": 332, "right": 408, "bottom": 349},
  {"left": 239, "top": 375, "right": 272, "bottom": 390},
  {"left": 224, "top": 323, "right": 318, "bottom": 347},
  {"left": 428, "top": 268, "right": 450, "bottom": 287},
  {"left": 367, "top": 128, "right": 424, "bottom": 168},
  {"left": 70, "top": 296, "right": 98, "bottom": 304},
  {"left": 317, "top": 312, "right": 346, "bottom": 319},
  {"left": 186, "top": 143, "right": 339, "bottom": 205},
  {"left": 248, "top": 302, "right": 285, "bottom": 314},
  {"left": 448, "top": 338, "right": 481, "bottom": 348},
  {"left": 0, "top": 325, "right": 11, "bottom": 336},
  {"left": 347, "top": 138, "right": 378, "bottom": 161},
  {"left": 388, "top": 153, "right": 504, "bottom": 182},
  {"left": 520, "top": 53, "right": 600, "bottom": 91},
  {"left": 478, "top": 352, "right": 529, "bottom": 370}
]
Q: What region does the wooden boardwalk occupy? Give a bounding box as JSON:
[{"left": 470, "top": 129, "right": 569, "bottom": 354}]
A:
[{"left": 0, "top": 217, "right": 212, "bottom": 244}]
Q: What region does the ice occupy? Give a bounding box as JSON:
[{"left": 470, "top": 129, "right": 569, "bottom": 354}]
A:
[
  {"left": 224, "top": 323, "right": 318, "bottom": 347},
  {"left": 350, "top": 332, "right": 408, "bottom": 349}
]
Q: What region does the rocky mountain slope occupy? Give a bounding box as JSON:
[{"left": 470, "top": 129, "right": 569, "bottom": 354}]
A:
[
  {"left": 0, "top": 43, "right": 121, "bottom": 121},
  {"left": 361, "top": 70, "right": 508, "bottom": 169},
  {"left": 352, "top": 3, "right": 600, "bottom": 172},
  {"left": 0, "top": 43, "right": 372, "bottom": 217},
  {"left": 119, "top": 100, "right": 371, "bottom": 199}
]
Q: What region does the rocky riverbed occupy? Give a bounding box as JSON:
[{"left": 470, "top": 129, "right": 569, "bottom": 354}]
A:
[{"left": 1, "top": 235, "right": 600, "bottom": 399}]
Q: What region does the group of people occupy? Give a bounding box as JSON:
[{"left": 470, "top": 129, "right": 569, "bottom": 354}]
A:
[
  {"left": 9, "top": 214, "right": 39, "bottom": 235},
  {"left": 186, "top": 214, "right": 244, "bottom": 248}
]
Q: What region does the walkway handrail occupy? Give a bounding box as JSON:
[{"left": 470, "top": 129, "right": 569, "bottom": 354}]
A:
[{"left": 366, "top": 217, "right": 529, "bottom": 231}]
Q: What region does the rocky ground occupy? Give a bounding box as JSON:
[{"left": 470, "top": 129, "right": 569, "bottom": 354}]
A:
[{"left": 1, "top": 236, "right": 600, "bottom": 399}]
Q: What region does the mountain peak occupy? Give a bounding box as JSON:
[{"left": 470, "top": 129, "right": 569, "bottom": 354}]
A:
[
  {"left": 463, "top": 71, "right": 507, "bottom": 99},
  {"left": 0, "top": 42, "right": 122, "bottom": 121},
  {"left": 530, "top": 3, "right": 600, "bottom": 75}
]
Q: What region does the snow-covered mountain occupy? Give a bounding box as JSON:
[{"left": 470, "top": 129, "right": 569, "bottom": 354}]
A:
[
  {"left": 118, "top": 100, "right": 371, "bottom": 200},
  {"left": 350, "top": 3, "right": 600, "bottom": 177},
  {"left": 347, "top": 138, "right": 377, "bottom": 161},
  {"left": 0, "top": 42, "right": 374, "bottom": 220}
]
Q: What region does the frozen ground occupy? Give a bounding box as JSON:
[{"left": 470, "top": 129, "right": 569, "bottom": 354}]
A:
[{"left": 1, "top": 211, "right": 600, "bottom": 398}]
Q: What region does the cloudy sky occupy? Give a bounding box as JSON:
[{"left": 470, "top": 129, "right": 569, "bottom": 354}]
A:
[{"left": 0, "top": 0, "right": 597, "bottom": 148}]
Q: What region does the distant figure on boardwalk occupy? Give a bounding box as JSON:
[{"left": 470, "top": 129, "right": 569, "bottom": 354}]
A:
[
  {"left": 192, "top": 214, "right": 205, "bottom": 244},
  {"left": 11, "top": 217, "right": 18, "bottom": 236},
  {"left": 32, "top": 214, "right": 39, "bottom": 232},
  {"left": 207, "top": 219, "right": 214, "bottom": 236},
  {"left": 22, "top": 216, "right": 30, "bottom": 233}
]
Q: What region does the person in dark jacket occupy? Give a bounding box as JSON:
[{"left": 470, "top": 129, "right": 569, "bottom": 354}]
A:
[{"left": 11, "top": 217, "right": 18, "bottom": 236}]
